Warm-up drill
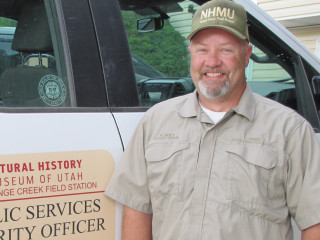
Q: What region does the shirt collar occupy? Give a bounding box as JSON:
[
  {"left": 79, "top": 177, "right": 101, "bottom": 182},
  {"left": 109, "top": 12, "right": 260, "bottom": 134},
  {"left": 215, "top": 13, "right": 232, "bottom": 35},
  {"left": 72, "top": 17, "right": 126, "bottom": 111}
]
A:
[
  {"left": 178, "top": 90, "right": 200, "bottom": 118},
  {"left": 178, "top": 85, "right": 256, "bottom": 122},
  {"left": 233, "top": 85, "right": 256, "bottom": 122}
]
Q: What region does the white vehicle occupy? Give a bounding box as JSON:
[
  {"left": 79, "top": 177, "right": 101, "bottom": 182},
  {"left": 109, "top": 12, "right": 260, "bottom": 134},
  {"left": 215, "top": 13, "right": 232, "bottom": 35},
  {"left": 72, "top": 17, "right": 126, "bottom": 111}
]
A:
[{"left": 0, "top": 0, "right": 318, "bottom": 239}]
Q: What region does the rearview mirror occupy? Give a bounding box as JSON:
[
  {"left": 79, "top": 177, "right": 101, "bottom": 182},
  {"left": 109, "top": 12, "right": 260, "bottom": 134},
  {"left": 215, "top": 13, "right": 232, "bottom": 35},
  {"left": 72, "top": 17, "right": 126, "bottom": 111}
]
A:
[{"left": 137, "top": 17, "right": 164, "bottom": 32}]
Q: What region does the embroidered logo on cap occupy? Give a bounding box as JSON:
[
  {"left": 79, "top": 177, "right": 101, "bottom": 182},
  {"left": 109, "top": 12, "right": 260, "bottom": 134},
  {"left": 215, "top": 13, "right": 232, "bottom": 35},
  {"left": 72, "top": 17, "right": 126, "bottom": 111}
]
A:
[{"left": 200, "top": 7, "right": 235, "bottom": 23}]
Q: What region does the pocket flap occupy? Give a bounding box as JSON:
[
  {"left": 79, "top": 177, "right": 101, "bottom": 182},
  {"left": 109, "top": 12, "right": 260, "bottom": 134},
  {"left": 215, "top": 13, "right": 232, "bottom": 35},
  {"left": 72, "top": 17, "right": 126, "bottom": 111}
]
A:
[
  {"left": 146, "top": 142, "right": 190, "bottom": 162},
  {"left": 225, "top": 145, "right": 276, "bottom": 169}
]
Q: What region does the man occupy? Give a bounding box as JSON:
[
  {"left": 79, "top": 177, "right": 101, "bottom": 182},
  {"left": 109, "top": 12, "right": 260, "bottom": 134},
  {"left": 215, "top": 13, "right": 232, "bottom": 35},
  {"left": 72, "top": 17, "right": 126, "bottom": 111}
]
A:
[{"left": 106, "top": 0, "right": 320, "bottom": 239}]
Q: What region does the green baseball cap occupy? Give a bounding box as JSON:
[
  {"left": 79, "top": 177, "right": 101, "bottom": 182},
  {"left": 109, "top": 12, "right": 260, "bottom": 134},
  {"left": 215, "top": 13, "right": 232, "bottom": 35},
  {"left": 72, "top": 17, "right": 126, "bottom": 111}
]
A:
[{"left": 187, "top": 0, "right": 250, "bottom": 41}]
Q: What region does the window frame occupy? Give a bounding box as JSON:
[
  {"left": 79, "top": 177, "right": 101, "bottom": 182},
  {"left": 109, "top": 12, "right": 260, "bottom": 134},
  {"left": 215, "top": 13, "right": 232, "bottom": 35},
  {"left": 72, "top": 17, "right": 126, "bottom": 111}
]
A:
[
  {"left": 246, "top": 12, "right": 320, "bottom": 129},
  {"left": 58, "top": 0, "right": 109, "bottom": 108},
  {"left": 88, "top": 0, "right": 139, "bottom": 108}
]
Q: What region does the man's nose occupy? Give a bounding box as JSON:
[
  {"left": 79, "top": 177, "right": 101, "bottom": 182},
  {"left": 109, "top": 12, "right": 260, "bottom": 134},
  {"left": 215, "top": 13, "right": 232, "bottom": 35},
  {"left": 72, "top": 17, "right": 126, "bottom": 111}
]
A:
[{"left": 205, "top": 51, "right": 221, "bottom": 67}]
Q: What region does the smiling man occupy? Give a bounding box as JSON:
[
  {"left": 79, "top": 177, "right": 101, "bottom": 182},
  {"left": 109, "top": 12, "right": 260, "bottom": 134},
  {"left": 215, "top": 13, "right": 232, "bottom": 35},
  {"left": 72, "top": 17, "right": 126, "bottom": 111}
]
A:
[
  {"left": 189, "top": 27, "right": 252, "bottom": 111},
  {"left": 105, "top": 0, "right": 320, "bottom": 239}
]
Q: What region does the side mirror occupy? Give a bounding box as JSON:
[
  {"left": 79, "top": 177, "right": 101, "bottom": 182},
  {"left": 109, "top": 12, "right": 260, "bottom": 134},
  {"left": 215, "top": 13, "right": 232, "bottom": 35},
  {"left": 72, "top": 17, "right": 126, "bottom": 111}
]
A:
[
  {"left": 137, "top": 17, "right": 164, "bottom": 32},
  {"left": 312, "top": 76, "right": 320, "bottom": 95}
]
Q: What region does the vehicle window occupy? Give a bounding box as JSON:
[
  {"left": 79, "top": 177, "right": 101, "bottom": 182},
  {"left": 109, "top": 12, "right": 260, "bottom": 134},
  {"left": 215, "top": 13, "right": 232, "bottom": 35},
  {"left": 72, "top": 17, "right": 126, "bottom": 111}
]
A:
[
  {"left": 120, "top": 0, "right": 300, "bottom": 112},
  {"left": 246, "top": 45, "right": 297, "bottom": 110},
  {"left": 121, "top": 1, "right": 195, "bottom": 107},
  {"left": 0, "top": 1, "right": 70, "bottom": 107}
]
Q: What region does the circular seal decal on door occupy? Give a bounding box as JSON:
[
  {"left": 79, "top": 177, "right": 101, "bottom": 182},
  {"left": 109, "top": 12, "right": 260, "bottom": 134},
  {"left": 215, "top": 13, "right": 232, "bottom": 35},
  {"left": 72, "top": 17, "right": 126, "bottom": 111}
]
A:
[{"left": 38, "top": 75, "right": 67, "bottom": 106}]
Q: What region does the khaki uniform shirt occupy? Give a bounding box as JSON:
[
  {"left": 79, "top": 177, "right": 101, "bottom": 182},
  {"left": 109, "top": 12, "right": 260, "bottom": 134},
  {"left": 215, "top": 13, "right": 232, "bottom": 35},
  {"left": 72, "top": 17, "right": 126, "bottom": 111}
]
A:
[{"left": 106, "top": 86, "right": 320, "bottom": 240}]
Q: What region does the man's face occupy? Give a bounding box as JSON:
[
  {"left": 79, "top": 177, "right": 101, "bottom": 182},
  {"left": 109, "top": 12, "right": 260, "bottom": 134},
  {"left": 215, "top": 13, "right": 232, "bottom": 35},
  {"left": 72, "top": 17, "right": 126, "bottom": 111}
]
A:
[{"left": 189, "top": 28, "right": 252, "bottom": 110}]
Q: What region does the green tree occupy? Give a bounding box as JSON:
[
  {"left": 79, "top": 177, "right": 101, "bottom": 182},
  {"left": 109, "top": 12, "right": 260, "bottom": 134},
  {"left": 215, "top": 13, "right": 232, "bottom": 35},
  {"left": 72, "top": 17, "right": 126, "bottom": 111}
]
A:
[
  {"left": 122, "top": 11, "right": 189, "bottom": 77},
  {"left": 0, "top": 18, "right": 16, "bottom": 27}
]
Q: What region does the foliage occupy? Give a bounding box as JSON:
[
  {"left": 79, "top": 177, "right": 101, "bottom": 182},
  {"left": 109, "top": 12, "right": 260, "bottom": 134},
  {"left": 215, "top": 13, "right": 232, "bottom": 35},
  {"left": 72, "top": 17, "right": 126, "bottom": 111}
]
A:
[
  {"left": 0, "top": 18, "right": 16, "bottom": 27},
  {"left": 122, "top": 11, "right": 189, "bottom": 77}
]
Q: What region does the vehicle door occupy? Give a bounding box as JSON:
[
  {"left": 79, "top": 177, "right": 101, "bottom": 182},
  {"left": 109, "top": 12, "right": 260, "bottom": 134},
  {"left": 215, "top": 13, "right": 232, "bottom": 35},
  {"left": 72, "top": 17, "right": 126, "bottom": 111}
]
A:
[{"left": 0, "top": 0, "right": 134, "bottom": 239}]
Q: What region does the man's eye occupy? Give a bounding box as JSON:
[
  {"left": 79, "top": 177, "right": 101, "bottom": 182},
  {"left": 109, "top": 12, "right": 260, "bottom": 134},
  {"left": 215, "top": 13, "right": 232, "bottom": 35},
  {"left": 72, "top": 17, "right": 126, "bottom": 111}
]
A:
[{"left": 221, "top": 48, "right": 231, "bottom": 52}]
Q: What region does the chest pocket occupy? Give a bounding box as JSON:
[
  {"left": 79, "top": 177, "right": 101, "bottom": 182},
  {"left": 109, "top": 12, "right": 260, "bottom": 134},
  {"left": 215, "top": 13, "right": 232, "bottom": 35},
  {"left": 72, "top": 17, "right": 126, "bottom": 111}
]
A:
[
  {"left": 145, "top": 141, "right": 194, "bottom": 201},
  {"left": 224, "top": 144, "right": 277, "bottom": 209}
]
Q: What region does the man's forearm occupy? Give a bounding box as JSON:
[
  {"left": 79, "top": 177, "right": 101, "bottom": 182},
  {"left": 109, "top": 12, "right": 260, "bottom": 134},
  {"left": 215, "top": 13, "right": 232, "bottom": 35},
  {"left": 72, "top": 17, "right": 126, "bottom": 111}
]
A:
[{"left": 122, "top": 205, "right": 152, "bottom": 240}]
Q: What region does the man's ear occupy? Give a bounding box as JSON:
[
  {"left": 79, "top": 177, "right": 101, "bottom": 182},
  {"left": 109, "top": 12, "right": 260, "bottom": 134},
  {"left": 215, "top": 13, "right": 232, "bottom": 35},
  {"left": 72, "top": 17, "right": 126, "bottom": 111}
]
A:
[{"left": 245, "top": 45, "right": 253, "bottom": 67}]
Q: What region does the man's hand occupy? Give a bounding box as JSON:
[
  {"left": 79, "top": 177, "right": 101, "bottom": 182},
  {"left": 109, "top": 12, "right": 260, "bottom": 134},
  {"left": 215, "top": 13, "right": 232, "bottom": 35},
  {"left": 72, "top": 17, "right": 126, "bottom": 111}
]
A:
[
  {"left": 302, "top": 223, "right": 320, "bottom": 240},
  {"left": 122, "top": 205, "right": 152, "bottom": 240}
]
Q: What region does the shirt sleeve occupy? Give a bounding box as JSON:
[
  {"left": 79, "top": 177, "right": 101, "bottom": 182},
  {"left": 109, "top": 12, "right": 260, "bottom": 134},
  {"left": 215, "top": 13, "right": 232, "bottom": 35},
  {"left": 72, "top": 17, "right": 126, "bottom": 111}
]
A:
[
  {"left": 286, "top": 119, "right": 320, "bottom": 230},
  {"left": 105, "top": 116, "right": 152, "bottom": 214}
]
